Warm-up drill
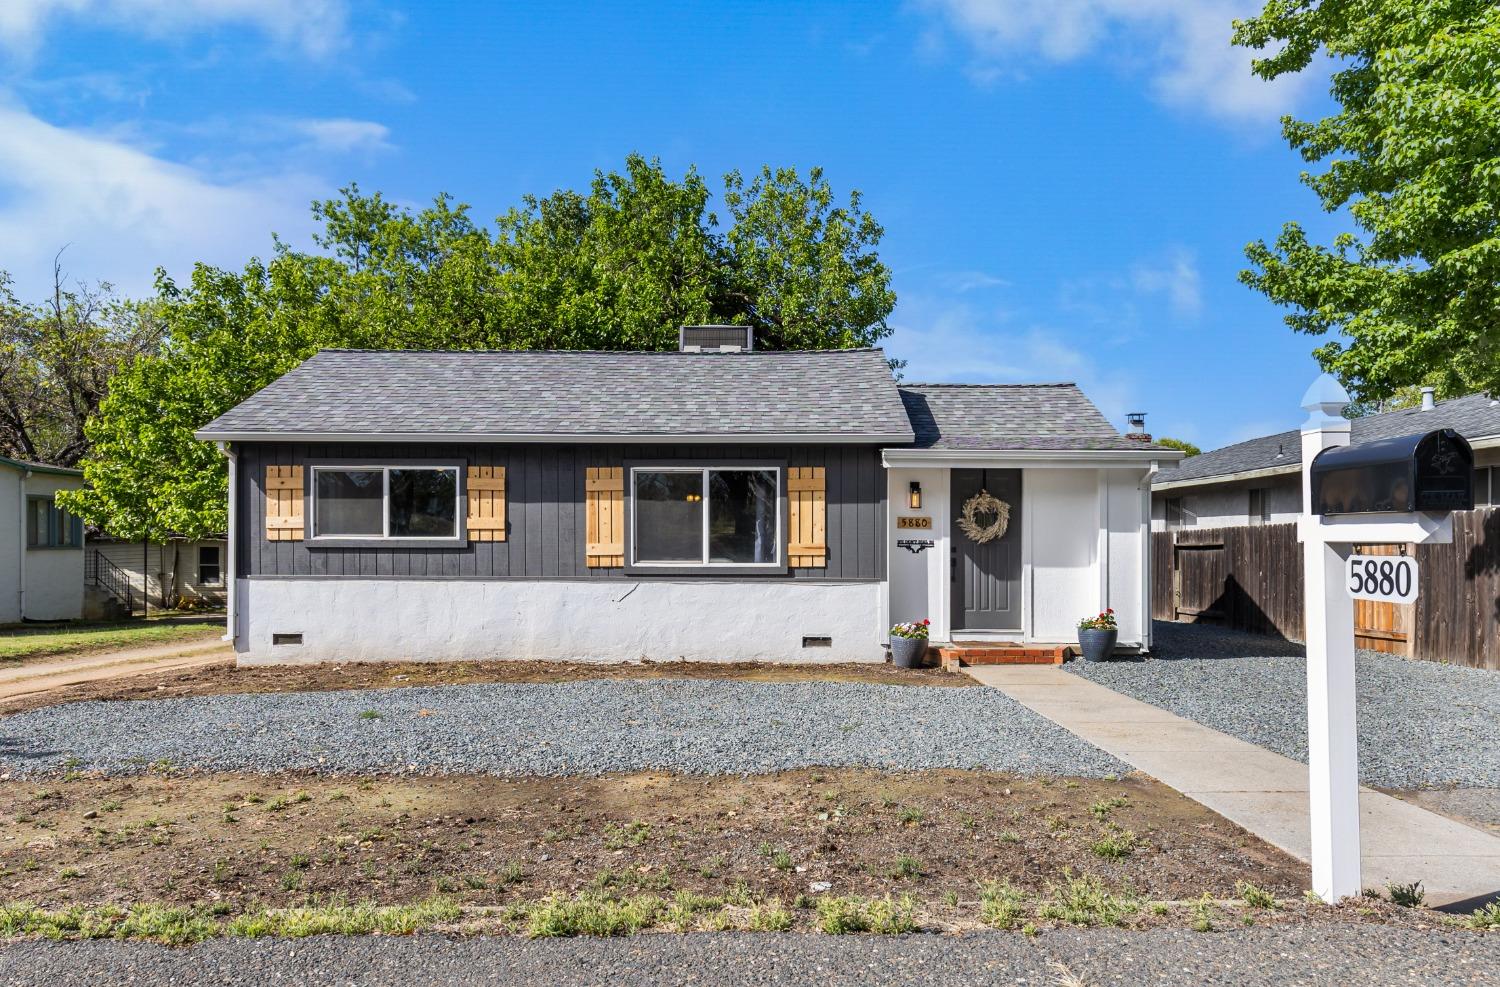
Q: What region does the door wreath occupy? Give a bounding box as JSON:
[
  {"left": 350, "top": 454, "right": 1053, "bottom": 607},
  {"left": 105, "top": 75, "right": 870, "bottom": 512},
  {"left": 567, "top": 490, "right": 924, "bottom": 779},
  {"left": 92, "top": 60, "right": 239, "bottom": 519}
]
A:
[{"left": 958, "top": 490, "right": 1010, "bottom": 544}]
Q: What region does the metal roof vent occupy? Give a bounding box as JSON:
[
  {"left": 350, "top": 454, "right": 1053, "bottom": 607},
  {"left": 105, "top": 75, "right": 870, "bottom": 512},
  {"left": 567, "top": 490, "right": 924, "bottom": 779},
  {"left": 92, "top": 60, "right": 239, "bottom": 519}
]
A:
[{"left": 679, "top": 325, "right": 753, "bottom": 353}]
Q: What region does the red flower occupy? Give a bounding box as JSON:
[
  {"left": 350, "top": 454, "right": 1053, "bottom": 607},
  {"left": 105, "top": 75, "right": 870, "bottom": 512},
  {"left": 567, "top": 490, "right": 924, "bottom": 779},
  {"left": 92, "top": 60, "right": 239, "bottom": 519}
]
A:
[
  {"left": 922, "top": 619, "right": 930, "bottom": 625},
  {"left": 1106, "top": 608, "right": 1115, "bottom": 614}
]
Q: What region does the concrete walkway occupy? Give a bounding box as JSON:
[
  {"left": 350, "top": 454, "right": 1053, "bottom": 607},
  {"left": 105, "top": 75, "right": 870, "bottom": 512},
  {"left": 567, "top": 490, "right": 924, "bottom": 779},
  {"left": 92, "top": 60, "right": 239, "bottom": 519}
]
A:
[
  {"left": 0, "top": 639, "right": 231, "bottom": 706},
  {"left": 969, "top": 664, "right": 1500, "bottom": 908}
]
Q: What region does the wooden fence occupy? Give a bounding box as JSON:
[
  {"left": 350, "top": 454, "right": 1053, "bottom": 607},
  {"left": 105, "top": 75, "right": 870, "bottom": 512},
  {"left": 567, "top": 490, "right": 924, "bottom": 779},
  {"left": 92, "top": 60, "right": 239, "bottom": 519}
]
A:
[{"left": 1151, "top": 507, "right": 1500, "bottom": 670}]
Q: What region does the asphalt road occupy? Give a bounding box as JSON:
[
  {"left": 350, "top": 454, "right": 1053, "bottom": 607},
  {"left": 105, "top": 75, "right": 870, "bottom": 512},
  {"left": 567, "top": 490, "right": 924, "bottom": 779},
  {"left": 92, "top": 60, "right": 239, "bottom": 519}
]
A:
[{"left": 2, "top": 927, "right": 1496, "bottom": 986}]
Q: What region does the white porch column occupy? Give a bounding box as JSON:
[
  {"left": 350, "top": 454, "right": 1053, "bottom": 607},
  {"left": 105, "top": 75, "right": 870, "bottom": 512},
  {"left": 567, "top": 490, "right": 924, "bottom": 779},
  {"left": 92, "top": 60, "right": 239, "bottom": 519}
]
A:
[{"left": 1298, "top": 374, "right": 1360, "bottom": 902}]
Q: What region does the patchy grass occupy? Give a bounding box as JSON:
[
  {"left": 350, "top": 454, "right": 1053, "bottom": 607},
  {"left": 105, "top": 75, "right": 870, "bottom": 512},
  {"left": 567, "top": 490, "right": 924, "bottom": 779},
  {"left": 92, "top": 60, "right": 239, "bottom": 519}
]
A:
[
  {"left": 0, "top": 620, "right": 219, "bottom": 665},
  {"left": 815, "top": 895, "right": 918, "bottom": 935}
]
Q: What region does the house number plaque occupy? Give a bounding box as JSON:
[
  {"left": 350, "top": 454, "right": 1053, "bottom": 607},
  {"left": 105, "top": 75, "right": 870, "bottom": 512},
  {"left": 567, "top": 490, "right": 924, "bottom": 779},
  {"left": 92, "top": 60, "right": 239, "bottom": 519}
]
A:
[{"left": 896, "top": 516, "right": 932, "bottom": 529}]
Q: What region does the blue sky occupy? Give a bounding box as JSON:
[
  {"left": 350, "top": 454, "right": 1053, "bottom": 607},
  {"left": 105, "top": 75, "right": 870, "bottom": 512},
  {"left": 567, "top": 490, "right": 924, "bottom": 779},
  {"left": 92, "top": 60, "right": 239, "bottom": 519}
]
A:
[{"left": 0, "top": 0, "right": 1346, "bottom": 449}]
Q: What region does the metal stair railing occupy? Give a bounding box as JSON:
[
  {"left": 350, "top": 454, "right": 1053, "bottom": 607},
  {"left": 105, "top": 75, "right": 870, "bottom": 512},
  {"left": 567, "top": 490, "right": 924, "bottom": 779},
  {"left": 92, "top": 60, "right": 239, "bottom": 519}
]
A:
[{"left": 87, "top": 552, "right": 138, "bottom": 615}]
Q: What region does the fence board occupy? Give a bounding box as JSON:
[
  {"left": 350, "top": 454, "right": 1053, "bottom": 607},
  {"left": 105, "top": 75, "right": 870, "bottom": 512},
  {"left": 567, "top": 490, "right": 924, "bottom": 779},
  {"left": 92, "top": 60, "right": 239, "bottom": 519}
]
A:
[{"left": 1154, "top": 507, "right": 1500, "bottom": 669}]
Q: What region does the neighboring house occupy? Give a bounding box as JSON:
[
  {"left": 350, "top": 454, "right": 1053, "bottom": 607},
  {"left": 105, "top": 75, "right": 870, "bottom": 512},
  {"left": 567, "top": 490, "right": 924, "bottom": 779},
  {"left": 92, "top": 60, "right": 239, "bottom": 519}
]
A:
[
  {"left": 0, "top": 455, "right": 85, "bottom": 623},
  {"left": 86, "top": 536, "right": 229, "bottom": 615},
  {"left": 1152, "top": 391, "right": 1500, "bottom": 530},
  {"left": 195, "top": 328, "right": 1179, "bottom": 665}
]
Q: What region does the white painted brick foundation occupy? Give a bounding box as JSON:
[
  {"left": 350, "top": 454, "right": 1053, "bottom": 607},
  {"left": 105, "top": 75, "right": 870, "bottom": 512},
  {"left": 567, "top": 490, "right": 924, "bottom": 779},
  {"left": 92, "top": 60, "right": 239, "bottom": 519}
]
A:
[{"left": 237, "top": 578, "right": 885, "bottom": 665}]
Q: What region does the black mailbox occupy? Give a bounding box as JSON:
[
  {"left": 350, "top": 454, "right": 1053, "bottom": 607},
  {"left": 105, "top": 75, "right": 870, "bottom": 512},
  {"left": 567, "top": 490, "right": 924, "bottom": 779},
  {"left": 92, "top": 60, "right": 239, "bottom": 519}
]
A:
[{"left": 1310, "top": 428, "right": 1473, "bottom": 515}]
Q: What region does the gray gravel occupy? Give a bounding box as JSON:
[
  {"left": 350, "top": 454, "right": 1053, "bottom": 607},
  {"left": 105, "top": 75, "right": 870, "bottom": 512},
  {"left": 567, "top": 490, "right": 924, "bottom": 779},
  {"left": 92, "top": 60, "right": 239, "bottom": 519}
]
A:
[
  {"left": 1067, "top": 622, "right": 1500, "bottom": 788},
  {"left": 0, "top": 679, "right": 1126, "bottom": 779},
  {"left": 2, "top": 927, "right": 1497, "bottom": 986}
]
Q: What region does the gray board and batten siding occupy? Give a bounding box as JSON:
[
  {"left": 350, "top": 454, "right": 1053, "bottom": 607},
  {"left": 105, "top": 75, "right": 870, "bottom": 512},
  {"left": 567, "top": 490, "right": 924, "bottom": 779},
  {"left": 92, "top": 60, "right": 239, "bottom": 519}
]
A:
[{"left": 236, "top": 442, "right": 887, "bottom": 582}]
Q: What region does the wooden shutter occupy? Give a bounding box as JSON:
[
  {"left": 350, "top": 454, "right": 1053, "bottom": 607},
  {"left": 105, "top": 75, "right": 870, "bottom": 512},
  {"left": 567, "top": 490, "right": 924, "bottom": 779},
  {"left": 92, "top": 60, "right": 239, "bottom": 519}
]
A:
[
  {"left": 787, "top": 466, "right": 827, "bottom": 567},
  {"left": 585, "top": 466, "right": 624, "bottom": 567},
  {"left": 466, "top": 466, "right": 507, "bottom": 541},
  {"left": 265, "top": 465, "right": 304, "bottom": 541}
]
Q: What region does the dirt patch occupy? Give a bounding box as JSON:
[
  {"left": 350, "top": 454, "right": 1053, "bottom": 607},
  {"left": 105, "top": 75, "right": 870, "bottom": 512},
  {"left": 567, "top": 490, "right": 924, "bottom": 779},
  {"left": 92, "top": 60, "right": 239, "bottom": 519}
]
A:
[
  {"left": 0, "top": 658, "right": 974, "bottom": 715},
  {"left": 0, "top": 769, "right": 1306, "bottom": 913}
]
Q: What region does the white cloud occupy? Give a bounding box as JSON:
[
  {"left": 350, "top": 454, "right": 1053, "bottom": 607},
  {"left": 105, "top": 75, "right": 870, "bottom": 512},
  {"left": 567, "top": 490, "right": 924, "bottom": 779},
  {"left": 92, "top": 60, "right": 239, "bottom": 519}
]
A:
[
  {"left": 1130, "top": 247, "right": 1201, "bottom": 318},
  {"left": 0, "top": 0, "right": 348, "bottom": 58},
  {"left": 0, "top": 99, "right": 325, "bottom": 298},
  {"left": 918, "top": 0, "right": 1316, "bottom": 122},
  {"left": 285, "top": 117, "right": 392, "bottom": 154}
]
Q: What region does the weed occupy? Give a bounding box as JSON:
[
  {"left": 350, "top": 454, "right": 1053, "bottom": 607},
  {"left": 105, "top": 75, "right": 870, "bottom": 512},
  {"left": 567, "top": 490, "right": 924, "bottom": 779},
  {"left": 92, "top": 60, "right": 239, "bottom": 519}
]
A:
[
  {"left": 747, "top": 899, "right": 793, "bottom": 932},
  {"left": 771, "top": 850, "right": 794, "bottom": 872},
  {"left": 289, "top": 854, "right": 311, "bottom": 870},
  {"left": 58, "top": 868, "right": 81, "bottom": 880},
  {"left": 888, "top": 855, "right": 924, "bottom": 880},
  {"left": 941, "top": 890, "right": 959, "bottom": 908},
  {"left": 1387, "top": 881, "right": 1425, "bottom": 908},
  {"left": 998, "top": 830, "right": 1021, "bottom": 844},
  {"left": 1089, "top": 828, "right": 1139, "bottom": 860},
  {"left": 525, "top": 893, "right": 663, "bottom": 938},
  {"left": 816, "top": 895, "right": 917, "bottom": 934},
  {"left": 327, "top": 791, "right": 351, "bottom": 802},
  {"left": 1464, "top": 902, "right": 1500, "bottom": 930},
  {"left": 495, "top": 861, "right": 525, "bottom": 885},
  {"left": 1190, "top": 893, "right": 1217, "bottom": 932},
  {"left": 100, "top": 800, "right": 123, "bottom": 813},
  {"left": 279, "top": 871, "right": 302, "bottom": 892},
  {"left": 357, "top": 710, "right": 382, "bottom": 721},
  {"left": 1039, "top": 873, "right": 1140, "bottom": 928},
  {"left": 229, "top": 897, "right": 460, "bottom": 938},
  {"left": 1089, "top": 796, "right": 1128, "bottom": 821},
  {"left": 897, "top": 807, "right": 924, "bottom": 826},
  {"left": 434, "top": 876, "right": 458, "bottom": 893},
  {"left": 979, "top": 880, "right": 1027, "bottom": 930},
  {"left": 212, "top": 860, "right": 231, "bottom": 885},
  {"left": 1236, "top": 881, "right": 1278, "bottom": 910},
  {"left": 602, "top": 821, "right": 650, "bottom": 850}
]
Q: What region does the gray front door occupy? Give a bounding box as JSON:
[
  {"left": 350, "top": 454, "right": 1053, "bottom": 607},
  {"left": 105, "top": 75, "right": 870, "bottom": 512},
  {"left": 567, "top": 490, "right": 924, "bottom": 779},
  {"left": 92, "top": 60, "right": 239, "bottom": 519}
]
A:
[{"left": 951, "top": 468, "right": 1022, "bottom": 632}]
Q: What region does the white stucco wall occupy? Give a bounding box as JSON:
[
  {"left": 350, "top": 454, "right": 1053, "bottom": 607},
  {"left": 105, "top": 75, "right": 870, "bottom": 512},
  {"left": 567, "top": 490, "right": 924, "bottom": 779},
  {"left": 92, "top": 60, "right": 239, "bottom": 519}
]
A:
[
  {"left": 239, "top": 578, "right": 885, "bottom": 665},
  {"left": 1102, "top": 470, "right": 1149, "bottom": 647},
  {"left": 885, "top": 467, "right": 950, "bottom": 640},
  {"left": 1027, "top": 469, "right": 1100, "bottom": 642},
  {"left": 1, "top": 468, "right": 85, "bottom": 622}
]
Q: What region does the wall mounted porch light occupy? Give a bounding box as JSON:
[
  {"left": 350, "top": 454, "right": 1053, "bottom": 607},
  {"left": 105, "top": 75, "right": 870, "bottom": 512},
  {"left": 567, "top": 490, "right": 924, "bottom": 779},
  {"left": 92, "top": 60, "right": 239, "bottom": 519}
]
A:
[{"left": 908, "top": 481, "right": 922, "bottom": 510}]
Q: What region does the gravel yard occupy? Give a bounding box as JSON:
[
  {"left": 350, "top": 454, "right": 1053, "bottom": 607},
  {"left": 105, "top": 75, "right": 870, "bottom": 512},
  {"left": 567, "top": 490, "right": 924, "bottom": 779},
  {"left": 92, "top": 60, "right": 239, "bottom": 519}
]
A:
[
  {"left": 0, "top": 679, "right": 1126, "bottom": 778},
  {"left": 1066, "top": 622, "right": 1500, "bottom": 789}
]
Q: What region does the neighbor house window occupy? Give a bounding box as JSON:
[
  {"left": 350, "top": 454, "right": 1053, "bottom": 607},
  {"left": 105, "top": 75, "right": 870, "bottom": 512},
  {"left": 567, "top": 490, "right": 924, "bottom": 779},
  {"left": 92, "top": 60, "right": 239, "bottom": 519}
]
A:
[
  {"left": 198, "top": 545, "right": 222, "bottom": 585},
  {"left": 311, "top": 466, "right": 460, "bottom": 540},
  {"left": 631, "top": 466, "right": 779, "bottom": 566},
  {"left": 26, "top": 497, "right": 81, "bottom": 549}
]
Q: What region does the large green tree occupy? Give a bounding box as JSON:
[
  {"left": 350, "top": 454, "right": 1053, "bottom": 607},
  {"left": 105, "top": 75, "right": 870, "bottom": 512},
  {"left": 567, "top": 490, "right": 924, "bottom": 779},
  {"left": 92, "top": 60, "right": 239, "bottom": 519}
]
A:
[
  {"left": 1235, "top": 1, "right": 1499, "bottom": 401},
  {"left": 64, "top": 155, "right": 896, "bottom": 539}
]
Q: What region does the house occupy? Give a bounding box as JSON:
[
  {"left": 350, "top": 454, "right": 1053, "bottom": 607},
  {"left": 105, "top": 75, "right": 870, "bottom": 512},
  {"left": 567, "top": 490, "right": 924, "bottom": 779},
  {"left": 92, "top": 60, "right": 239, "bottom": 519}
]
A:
[
  {"left": 0, "top": 455, "right": 86, "bottom": 623},
  {"left": 86, "top": 536, "right": 229, "bottom": 616},
  {"left": 194, "top": 328, "right": 1179, "bottom": 665},
  {"left": 1152, "top": 389, "right": 1500, "bottom": 530}
]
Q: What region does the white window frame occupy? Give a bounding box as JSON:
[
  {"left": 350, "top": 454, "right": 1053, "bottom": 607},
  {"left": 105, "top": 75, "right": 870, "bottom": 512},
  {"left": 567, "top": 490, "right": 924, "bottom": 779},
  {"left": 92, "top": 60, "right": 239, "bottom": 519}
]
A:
[
  {"left": 310, "top": 464, "right": 464, "bottom": 543},
  {"left": 197, "top": 545, "right": 223, "bottom": 586},
  {"left": 628, "top": 465, "right": 782, "bottom": 569}
]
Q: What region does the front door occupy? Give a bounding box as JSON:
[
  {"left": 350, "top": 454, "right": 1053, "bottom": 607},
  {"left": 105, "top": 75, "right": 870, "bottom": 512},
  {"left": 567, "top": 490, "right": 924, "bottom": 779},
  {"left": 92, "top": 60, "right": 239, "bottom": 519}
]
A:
[{"left": 951, "top": 468, "right": 1022, "bottom": 632}]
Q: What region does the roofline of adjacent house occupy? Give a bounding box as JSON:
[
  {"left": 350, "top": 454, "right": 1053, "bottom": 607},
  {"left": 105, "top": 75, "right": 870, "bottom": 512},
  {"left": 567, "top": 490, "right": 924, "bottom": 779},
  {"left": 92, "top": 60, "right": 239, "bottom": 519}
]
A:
[
  {"left": 881, "top": 447, "right": 1182, "bottom": 468},
  {"left": 1152, "top": 433, "right": 1500, "bottom": 492},
  {"left": 0, "top": 454, "right": 83, "bottom": 477},
  {"left": 194, "top": 430, "right": 918, "bottom": 444}
]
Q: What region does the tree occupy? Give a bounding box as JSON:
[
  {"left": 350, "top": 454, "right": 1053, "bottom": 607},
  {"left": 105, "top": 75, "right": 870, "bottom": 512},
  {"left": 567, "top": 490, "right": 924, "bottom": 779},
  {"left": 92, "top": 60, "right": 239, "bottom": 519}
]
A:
[
  {"left": 65, "top": 156, "right": 896, "bottom": 539},
  {"left": 1234, "top": 1, "right": 1500, "bottom": 402},
  {"left": 0, "top": 262, "right": 165, "bottom": 466},
  {"left": 1156, "top": 437, "right": 1201, "bottom": 457}
]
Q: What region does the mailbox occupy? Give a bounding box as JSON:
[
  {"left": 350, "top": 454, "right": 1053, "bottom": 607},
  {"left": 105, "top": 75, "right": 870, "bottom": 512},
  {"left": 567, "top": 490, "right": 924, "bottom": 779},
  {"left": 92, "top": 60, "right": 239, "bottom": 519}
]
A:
[{"left": 1310, "top": 428, "right": 1473, "bottom": 515}]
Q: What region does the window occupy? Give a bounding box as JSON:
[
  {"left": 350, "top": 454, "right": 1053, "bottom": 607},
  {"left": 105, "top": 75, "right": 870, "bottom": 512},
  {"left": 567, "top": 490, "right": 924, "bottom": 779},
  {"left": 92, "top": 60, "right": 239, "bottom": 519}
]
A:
[
  {"left": 198, "top": 545, "right": 222, "bottom": 585},
  {"left": 1248, "top": 488, "right": 1270, "bottom": 526},
  {"left": 25, "top": 497, "right": 81, "bottom": 549},
  {"left": 1164, "top": 497, "right": 1183, "bottom": 531},
  {"left": 1474, "top": 466, "right": 1493, "bottom": 508},
  {"left": 311, "top": 465, "right": 461, "bottom": 541},
  {"left": 630, "top": 466, "right": 779, "bottom": 567}
]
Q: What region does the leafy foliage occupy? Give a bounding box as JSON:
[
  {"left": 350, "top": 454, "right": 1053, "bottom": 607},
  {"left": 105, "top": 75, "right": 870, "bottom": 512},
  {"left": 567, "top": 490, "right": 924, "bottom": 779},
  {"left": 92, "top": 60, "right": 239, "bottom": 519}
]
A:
[
  {"left": 1234, "top": 1, "right": 1500, "bottom": 402},
  {"left": 0, "top": 267, "right": 164, "bottom": 466},
  {"left": 64, "top": 156, "right": 895, "bottom": 539},
  {"left": 1155, "top": 437, "right": 1201, "bottom": 457}
]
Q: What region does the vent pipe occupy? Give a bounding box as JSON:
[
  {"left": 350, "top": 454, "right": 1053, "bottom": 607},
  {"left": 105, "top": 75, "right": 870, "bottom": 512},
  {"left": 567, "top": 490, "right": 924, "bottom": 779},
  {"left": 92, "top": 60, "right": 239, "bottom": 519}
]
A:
[{"left": 1420, "top": 386, "right": 1436, "bottom": 411}]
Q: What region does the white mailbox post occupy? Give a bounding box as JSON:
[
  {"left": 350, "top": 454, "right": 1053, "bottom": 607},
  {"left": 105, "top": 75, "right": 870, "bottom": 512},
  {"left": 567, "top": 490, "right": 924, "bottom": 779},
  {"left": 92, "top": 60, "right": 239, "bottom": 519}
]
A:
[{"left": 1297, "top": 374, "right": 1456, "bottom": 902}]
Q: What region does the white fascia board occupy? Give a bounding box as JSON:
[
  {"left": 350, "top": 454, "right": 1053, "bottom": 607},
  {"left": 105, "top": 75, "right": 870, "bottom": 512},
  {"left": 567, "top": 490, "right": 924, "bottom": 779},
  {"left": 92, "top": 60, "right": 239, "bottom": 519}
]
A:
[
  {"left": 1152, "top": 463, "right": 1301, "bottom": 492},
  {"left": 194, "top": 430, "right": 915, "bottom": 445},
  {"left": 880, "top": 448, "right": 1180, "bottom": 470}
]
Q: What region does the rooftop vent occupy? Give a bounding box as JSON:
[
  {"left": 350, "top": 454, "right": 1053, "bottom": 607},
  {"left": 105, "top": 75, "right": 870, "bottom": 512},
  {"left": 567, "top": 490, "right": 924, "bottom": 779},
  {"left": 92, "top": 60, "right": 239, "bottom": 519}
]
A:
[{"left": 679, "top": 325, "right": 753, "bottom": 353}]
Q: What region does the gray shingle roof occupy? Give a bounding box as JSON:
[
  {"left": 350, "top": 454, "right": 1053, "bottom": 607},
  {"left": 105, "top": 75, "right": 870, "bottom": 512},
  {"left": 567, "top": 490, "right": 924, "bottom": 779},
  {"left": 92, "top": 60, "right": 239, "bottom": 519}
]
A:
[
  {"left": 1156, "top": 392, "right": 1500, "bottom": 485},
  {"left": 898, "top": 383, "right": 1159, "bottom": 451},
  {"left": 197, "top": 349, "right": 917, "bottom": 442}
]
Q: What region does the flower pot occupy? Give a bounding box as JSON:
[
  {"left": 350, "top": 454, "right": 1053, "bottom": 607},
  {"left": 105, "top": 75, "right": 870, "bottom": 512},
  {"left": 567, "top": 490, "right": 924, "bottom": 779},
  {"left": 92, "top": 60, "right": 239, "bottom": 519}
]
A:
[
  {"left": 1078, "top": 627, "right": 1118, "bottom": 663},
  {"left": 890, "top": 635, "right": 928, "bottom": 669}
]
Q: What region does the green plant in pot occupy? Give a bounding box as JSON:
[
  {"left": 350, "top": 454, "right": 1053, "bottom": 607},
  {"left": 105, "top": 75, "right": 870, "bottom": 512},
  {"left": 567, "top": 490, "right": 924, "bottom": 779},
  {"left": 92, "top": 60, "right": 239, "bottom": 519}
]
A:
[
  {"left": 889, "top": 619, "right": 930, "bottom": 669},
  {"left": 1077, "top": 609, "right": 1118, "bottom": 663}
]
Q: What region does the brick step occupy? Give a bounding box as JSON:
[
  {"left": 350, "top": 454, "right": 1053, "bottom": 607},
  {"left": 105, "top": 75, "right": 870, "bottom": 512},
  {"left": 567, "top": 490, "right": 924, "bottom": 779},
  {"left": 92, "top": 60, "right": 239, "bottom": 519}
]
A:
[{"left": 933, "top": 645, "right": 1069, "bottom": 669}]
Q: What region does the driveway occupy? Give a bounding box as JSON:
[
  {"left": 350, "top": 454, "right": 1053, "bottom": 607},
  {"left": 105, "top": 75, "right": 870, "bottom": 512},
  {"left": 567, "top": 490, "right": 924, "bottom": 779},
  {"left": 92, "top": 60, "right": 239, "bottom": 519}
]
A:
[{"left": 2, "top": 926, "right": 1496, "bottom": 987}]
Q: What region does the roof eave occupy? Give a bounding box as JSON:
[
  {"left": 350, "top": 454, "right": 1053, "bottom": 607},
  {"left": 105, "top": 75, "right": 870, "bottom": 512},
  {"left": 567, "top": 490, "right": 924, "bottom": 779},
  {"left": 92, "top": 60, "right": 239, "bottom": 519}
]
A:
[
  {"left": 1152, "top": 462, "right": 1301, "bottom": 491},
  {"left": 194, "top": 429, "right": 917, "bottom": 445},
  {"left": 0, "top": 454, "right": 84, "bottom": 477},
  {"left": 881, "top": 447, "right": 1182, "bottom": 468}
]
